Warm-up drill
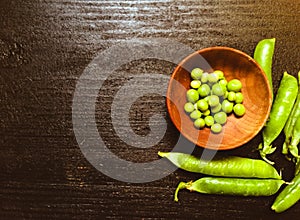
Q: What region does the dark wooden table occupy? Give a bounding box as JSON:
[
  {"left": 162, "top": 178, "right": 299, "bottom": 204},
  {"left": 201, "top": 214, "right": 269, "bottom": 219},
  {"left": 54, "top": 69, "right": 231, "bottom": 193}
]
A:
[{"left": 1, "top": 0, "right": 300, "bottom": 219}]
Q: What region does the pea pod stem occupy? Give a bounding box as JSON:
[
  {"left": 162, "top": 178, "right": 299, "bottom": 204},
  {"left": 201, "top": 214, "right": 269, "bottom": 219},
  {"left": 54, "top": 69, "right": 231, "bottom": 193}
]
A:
[
  {"left": 174, "top": 182, "right": 189, "bottom": 202},
  {"left": 174, "top": 177, "right": 285, "bottom": 202},
  {"left": 158, "top": 151, "right": 281, "bottom": 179},
  {"left": 258, "top": 72, "right": 298, "bottom": 164},
  {"left": 254, "top": 38, "right": 276, "bottom": 100}
]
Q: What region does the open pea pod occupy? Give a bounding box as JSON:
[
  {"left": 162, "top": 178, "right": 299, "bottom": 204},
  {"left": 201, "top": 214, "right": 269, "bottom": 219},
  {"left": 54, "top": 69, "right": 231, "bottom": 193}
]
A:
[{"left": 258, "top": 72, "right": 298, "bottom": 164}]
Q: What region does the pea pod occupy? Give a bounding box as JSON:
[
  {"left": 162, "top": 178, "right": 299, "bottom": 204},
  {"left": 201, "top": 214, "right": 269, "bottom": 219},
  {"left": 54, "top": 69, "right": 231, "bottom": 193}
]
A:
[
  {"left": 254, "top": 38, "right": 276, "bottom": 100},
  {"left": 158, "top": 152, "right": 281, "bottom": 179},
  {"left": 282, "top": 71, "right": 300, "bottom": 157},
  {"left": 271, "top": 173, "right": 300, "bottom": 213},
  {"left": 287, "top": 116, "right": 300, "bottom": 159},
  {"left": 258, "top": 72, "right": 298, "bottom": 164},
  {"left": 174, "top": 177, "right": 285, "bottom": 202},
  {"left": 296, "top": 159, "right": 300, "bottom": 175}
]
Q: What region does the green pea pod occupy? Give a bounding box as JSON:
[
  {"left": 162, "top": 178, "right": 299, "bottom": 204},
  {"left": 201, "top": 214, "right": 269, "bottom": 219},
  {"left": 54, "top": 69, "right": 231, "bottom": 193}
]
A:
[
  {"left": 288, "top": 116, "right": 300, "bottom": 159},
  {"left": 271, "top": 173, "right": 300, "bottom": 213},
  {"left": 174, "top": 178, "right": 285, "bottom": 202},
  {"left": 158, "top": 152, "right": 281, "bottom": 179},
  {"left": 283, "top": 71, "right": 300, "bottom": 157},
  {"left": 254, "top": 38, "right": 276, "bottom": 100},
  {"left": 296, "top": 159, "right": 300, "bottom": 176},
  {"left": 258, "top": 72, "right": 298, "bottom": 164}
]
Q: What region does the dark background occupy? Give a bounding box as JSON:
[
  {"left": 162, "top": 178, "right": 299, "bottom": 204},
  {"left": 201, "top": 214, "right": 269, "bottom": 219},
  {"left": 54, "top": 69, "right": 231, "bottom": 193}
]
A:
[{"left": 1, "top": 0, "right": 300, "bottom": 219}]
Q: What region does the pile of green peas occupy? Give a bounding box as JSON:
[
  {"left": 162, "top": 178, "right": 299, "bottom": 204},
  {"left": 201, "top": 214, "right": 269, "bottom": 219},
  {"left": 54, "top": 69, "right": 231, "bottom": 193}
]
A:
[{"left": 184, "top": 67, "right": 246, "bottom": 133}]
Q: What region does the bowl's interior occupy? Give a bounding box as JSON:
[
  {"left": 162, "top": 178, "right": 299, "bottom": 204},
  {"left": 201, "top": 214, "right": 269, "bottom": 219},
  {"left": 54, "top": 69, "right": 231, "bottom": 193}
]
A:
[{"left": 166, "top": 47, "right": 272, "bottom": 150}]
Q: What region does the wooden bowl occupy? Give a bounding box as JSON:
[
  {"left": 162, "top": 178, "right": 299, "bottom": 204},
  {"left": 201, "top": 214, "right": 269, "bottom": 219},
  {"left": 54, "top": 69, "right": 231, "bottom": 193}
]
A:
[{"left": 166, "top": 47, "right": 272, "bottom": 150}]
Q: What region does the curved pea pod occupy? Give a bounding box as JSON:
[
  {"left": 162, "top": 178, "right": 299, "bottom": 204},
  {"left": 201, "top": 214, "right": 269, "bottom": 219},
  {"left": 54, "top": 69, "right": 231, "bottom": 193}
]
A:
[
  {"left": 287, "top": 116, "right": 300, "bottom": 159},
  {"left": 283, "top": 71, "right": 300, "bottom": 157},
  {"left": 254, "top": 38, "right": 276, "bottom": 100},
  {"left": 158, "top": 152, "right": 281, "bottom": 179},
  {"left": 258, "top": 72, "right": 298, "bottom": 164},
  {"left": 174, "top": 177, "right": 285, "bottom": 202},
  {"left": 295, "top": 159, "right": 300, "bottom": 176},
  {"left": 271, "top": 173, "right": 300, "bottom": 213}
]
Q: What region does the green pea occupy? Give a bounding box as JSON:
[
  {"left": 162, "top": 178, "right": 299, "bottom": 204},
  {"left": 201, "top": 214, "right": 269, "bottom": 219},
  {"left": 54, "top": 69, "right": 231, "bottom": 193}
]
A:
[
  {"left": 194, "top": 118, "right": 206, "bottom": 129},
  {"left": 223, "top": 91, "right": 229, "bottom": 99},
  {"left": 208, "top": 95, "right": 220, "bottom": 107},
  {"left": 219, "top": 79, "right": 228, "bottom": 91},
  {"left": 184, "top": 102, "right": 195, "bottom": 113},
  {"left": 211, "top": 103, "right": 222, "bottom": 113},
  {"left": 233, "top": 103, "right": 246, "bottom": 117},
  {"left": 214, "top": 112, "right": 227, "bottom": 125},
  {"left": 214, "top": 70, "right": 224, "bottom": 79},
  {"left": 211, "top": 123, "right": 222, "bottom": 133},
  {"left": 201, "top": 72, "right": 209, "bottom": 83},
  {"left": 194, "top": 103, "right": 198, "bottom": 110},
  {"left": 191, "top": 68, "right": 203, "bottom": 80},
  {"left": 186, "top": 89, "right": 199, "bottom": 103},
  {"left": 221, "top": 100, "right": 234, "bottom": 114},
  {"left": 197, "top": 99, "right": 209, "bottom": 112},
  {"left": 204, "top": 115, "right": 214, "bottom": 127},
  {"left": 227, "top": 91, "right": 236, "bottom": 102},
  {"left": 198, "top": 84, "right": 210, "bottom": 97},
  {"left": 235, "top": 92, "right": 244, "bottom": 104},
  {"left": 212, "top": 83, "right": 225, "bottom": 96},
  {"left": 208, "top": 73, "right": 219, "bottom": 83},
  {"left": 227, "top": 79, "right": 242, "bottom": 92},
  {"left": 190, "top": 110, "right": 202, "bottom": 120},
  {"left": 202, "top": 109, "right": 210, "bottom": 116},
  {"left": 190, "top": 80, "right": 201, "bottom": 89}
]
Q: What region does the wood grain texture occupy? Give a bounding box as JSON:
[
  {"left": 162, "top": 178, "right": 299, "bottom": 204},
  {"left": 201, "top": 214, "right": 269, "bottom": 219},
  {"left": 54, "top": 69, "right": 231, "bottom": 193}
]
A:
[{"left": 1, "top": 0, "right": 300, "bottom": 219}]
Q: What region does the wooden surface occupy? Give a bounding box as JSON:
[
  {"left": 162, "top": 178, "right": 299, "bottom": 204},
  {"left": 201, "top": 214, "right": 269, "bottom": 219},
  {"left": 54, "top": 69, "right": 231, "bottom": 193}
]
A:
[{"left": 1, "top": 0, "right": 300, "bottom": 219}]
